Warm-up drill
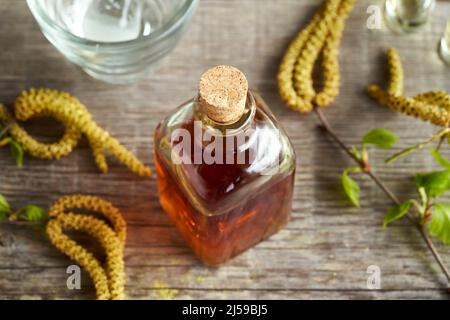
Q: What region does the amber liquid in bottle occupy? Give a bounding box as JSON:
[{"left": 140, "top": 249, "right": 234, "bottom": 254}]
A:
[
  {"left": 154, "top": 66, "right": 296, "bottom": 265},
  {"left": 156, "top": 158, "right": 294, "bottom": 266}
]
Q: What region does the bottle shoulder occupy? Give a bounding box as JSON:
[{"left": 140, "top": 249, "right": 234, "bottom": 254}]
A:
[{"left": 154, "top": 93, "right": 296, "bottom": 216}]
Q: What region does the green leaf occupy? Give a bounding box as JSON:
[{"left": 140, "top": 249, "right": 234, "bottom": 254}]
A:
[
  {"left": 8, "top": 139, "right": 24, "bottom": 167},
  {"left": 428, "top": 203, "right": 450, "bottom": 245},
  {"left": 342, "top": 168, "right": 361, "bottom": 207},
  {"left": 384, "top": 201, "right": 411, "bottom": 227},
  {"left": 19, "top": 205, "right": 48, "bottom": 222},
  {"left": 418, "top": 187, "right": 428, "bottom": 207},
  {"left": 0, "top": 194, "right": 10, "bottom": 211},
  {"left": 363, "top": 128, "right": 398, "bottom": 149},
  {"left": 350, "top": 146, "right": 361, "bottom": 160},
  {"left": 0, "top": 194, "right": 11, "bottom": 222},
  {"left": 429, "top": 147, "right": 450, "bottom": 169},
  {"left": 415, "top": 170, "right": 450, "bottom": 197}
]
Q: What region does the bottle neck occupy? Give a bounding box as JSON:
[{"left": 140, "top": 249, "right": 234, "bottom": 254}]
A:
[{"left": 194, "top": 91, "right": 256, "bottom": 136}]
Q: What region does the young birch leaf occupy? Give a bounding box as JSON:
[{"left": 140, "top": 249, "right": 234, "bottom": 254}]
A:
[
  {"left": 342, "top": 168, "right": 361, "bottom": 208},
  {"left": 363, "top": 128, "right": 398, "bottom": 149},
  {"left": 418, "top": 187, "right": 428, "bottom": 208},
  {"left": 384, "top": 201, "right": 411, "bottom": 227},
  {"left": 19, "top": 205, "right": 48, "bottom": 222},
  {"left": 350, "top": 146, "right": 361, "bottom": 160},
  {"left": 429, "top": 147, "right": 450, "bottom": 169},
  {"left": 415, "top": 170, "right": 450, "bottom": 197},
  {"left": 0, "top": 194, "right": 11, "bottom": 222},
  {"left": 428, "top": 203, "right": 450, "bottom": 245},
  {"left": 8, "top": 139, "right": 24, "bottom": 167},
  {"left": 0, "top": 194, "right": 11, "bottom": 213}
]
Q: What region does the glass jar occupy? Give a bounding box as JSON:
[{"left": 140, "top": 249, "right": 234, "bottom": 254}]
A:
[
  {"left": 439, "top": 19, "right": 450, "bottom": 66},
  {"left": 27, "top": 0, "right": 199, "bottom": 84},
  {"left": 154, "top": 66, "right": 296, "bottom": 265},
  {"left": 384, "top": 0, "right": 435, "bottom": 33}
]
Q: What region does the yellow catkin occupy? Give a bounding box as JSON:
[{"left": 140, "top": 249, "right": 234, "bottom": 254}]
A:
[
  {"left": 293, "top": 0, "right": 341, "bottom": 103},
  {"left": 89, "top": 138, "right": 108, "bottom": 173},
  {"left": 277, "top": 8, "right": 323, "bottom": 112},
  {"left": 368, "top": 48, "right": 450, "bottom": 127},
  {"left": 386, "top": 48, "right": 404, "bottom": 96},
  {"left": 315, "top": 0, "right": 356, "bottom": 107},
  {"left": 48, "top": 195, "right": 126, "bottom": 242},
  {"left": 0, "top": 104, "right": 81, "bottom": 159},
  {"left": 46, "top": 195, "right": 126, "bottom": 300},
  {"left": 368, "top": 85, "right": 450, "bottom": 127},
  {"left": 414, "top": 91, "right": 450, "bottom": 110},
  {"left": 0, "top": 88, "right": 151, "bottom": 177},
  {"left": 277, "top": 0, "right": 357, "bottom": 113}
]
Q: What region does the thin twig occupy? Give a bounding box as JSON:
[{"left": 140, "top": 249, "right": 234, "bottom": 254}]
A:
[
  {"left": 0, "top": 122, "right": 13, "bottom": 138},
  {"left": 385, "top": 128, "right": 450, "bottom": 164},
  {"left": 437, "top": 136, "right": 446, "bottom": 152},
  {"left": 314, "top": 105, "right": 366, "bottom": 168},
  {"left": 314, "top": 107, "right": 450, "bottom": 287},
  {"left": 366, "top": 170, "right": 400, "bottom": 204}
]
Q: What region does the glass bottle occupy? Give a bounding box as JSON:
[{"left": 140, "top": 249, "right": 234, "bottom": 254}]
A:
[
  {"left": 154, "top": 66, "right": 296, "bottom": 265},
  {"left": 384, "top": 0, "right": 435, "bottom": 33},
  {"left": 439, "top": 19, "right": 450, "bottom": 66}
]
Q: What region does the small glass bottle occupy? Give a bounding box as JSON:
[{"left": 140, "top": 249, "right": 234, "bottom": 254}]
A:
[
  {"left": 439, "top": 19, "right": 450, "bottom": 66},
  {"left": 384, "top": 0, "right": 435, "bottom": 33},
  {"left": 154, "top": 66, "right": 296, "bottom": 265}
]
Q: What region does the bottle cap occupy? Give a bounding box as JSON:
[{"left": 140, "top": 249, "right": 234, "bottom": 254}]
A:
[{"left": 198, "top": 65, "right": 249, "bottom": 124}]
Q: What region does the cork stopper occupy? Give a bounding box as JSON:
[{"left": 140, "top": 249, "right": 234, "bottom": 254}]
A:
[{"left": 198, "top": 65, "right": 249, "bottom": 124}]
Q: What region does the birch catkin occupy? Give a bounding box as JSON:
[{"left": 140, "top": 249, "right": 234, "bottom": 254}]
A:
[
  {"left": 368, "top": 48, "right": 450, "bottom": 127},
  {"left": 277, "top": 0, "right": 357, "bottom": 113},
  {"left": 46, "top": 195, "right": 126, "bottom": 300},
  {"left": 0, "top": 88, "right": 151, "bottom": 176},
  {"left": 368, "top": 85, "right": 450, "bottom": 127},
  {"left": 386, "top": 48, "right": 404, "bottom": 97}
]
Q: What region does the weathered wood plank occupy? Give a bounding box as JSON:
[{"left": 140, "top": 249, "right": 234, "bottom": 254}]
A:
[{"left": 0, "top": 0, "right": 449, "bottom": 299}]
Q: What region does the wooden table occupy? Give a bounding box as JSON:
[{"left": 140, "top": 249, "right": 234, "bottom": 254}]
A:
[{"left": 1, "top": 0, "right": 449, "bottom": 300}]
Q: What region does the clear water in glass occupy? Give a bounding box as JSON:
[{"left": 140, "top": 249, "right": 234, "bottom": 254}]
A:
[
  {"left": 42, "top": 0, "right": 184, "bottom": 43},
  {"left": 384, "top": 0, "right": 435, "bottom": 33}
]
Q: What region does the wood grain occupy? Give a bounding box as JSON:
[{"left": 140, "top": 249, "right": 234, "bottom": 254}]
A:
[{"left": 0, "top": 0, "right": 450, "bottom": 300}]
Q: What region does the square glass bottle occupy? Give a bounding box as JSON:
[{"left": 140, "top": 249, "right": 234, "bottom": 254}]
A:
[{"left": 154, "top": 66, "right": 296, "bottom": 265}]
